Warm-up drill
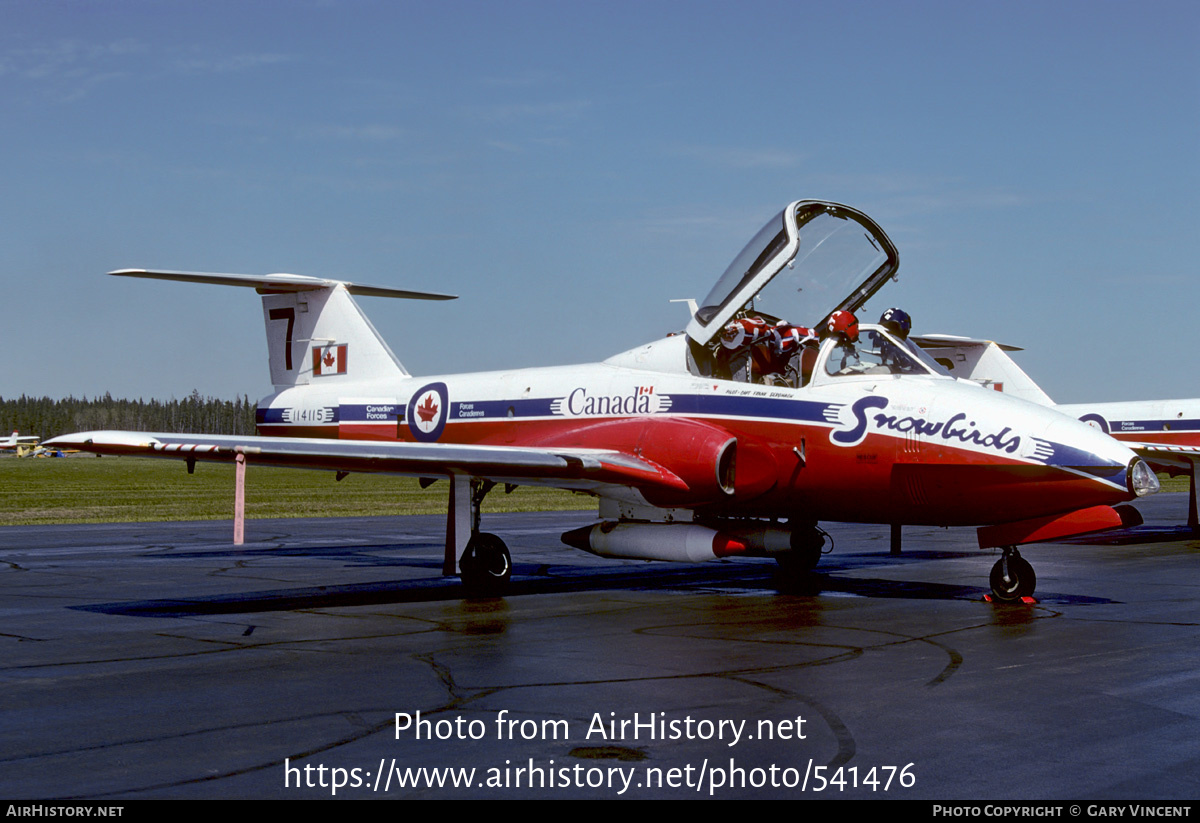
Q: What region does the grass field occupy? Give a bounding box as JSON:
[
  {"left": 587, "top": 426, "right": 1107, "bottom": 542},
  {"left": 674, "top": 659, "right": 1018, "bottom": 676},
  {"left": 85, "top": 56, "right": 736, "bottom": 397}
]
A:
[
  {"left": 0, "top": 454, "right": 1187, "bottom": 526},
  {"left": 0, "top": 455, "right": 592, "bottom": 525}
]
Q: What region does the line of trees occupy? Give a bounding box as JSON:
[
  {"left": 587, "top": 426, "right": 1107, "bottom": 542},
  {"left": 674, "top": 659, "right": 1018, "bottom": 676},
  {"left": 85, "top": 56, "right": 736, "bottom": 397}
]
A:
[{"left": 0, "top": 391, "right": 257, "bottom": 439}]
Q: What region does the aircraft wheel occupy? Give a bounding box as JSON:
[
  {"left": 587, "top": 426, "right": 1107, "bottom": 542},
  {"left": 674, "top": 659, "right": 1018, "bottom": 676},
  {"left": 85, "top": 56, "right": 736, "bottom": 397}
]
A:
[
  {"left": 775, "top": 526, "right": 826, "bottom": 588},
  {"left": 459, "top": 532, "right": 512, "bottom": 594},
  {"left": 785, "top": 525, "right": 826, "bottom": 572},
  {"left": 989, "top": 550, "right": 1036, "bottom": 602}
]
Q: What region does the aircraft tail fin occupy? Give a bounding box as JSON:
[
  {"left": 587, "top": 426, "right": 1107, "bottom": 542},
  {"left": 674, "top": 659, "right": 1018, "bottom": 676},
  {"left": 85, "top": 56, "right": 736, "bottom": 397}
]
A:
[
  {"left": 911, "top": 334, "right": 1055, "bottom": 406},
  {"left": 109, "top": 269, "right": 456, "bottom": 389}
]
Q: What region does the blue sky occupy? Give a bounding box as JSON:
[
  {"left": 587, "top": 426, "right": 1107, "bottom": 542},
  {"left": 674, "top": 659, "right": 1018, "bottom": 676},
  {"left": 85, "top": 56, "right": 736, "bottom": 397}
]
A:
[{"left": 3, "top": 0, "right": 1197, "bottom": 404}]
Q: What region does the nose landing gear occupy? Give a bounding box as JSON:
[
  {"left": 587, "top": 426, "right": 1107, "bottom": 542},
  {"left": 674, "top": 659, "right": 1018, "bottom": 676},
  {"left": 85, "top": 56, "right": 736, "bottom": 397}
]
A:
[{"left": 989, "top": 546, "right": 1036, "bottom": 603}]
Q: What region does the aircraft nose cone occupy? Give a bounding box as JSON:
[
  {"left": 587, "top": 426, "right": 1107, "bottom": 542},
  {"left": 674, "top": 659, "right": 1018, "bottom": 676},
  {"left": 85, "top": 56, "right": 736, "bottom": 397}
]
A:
[
  {"left": 910, "top": 389, "right": 1153, "bottom": 525},
  {"left": 1128, "top": 457, "right": 1159, "bottom": 497},
  {"left": 1027, "top": 406, "right": 1151, "bottom": 505}
]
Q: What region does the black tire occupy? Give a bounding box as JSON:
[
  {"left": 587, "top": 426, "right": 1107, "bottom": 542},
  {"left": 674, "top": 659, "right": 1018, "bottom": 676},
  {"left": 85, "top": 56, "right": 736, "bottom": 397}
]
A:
[
  {"left": 989, "top": 553, "right": 1036, "bottom": 602},
  {"left": 783, "top": 526, "right": 825, "bottom": 573},
  {"left": 775, "top": 528, "right": 825, "bottom": 590},
  {"left": 459, "top": 532, "right": 512, "bottom": 593}
]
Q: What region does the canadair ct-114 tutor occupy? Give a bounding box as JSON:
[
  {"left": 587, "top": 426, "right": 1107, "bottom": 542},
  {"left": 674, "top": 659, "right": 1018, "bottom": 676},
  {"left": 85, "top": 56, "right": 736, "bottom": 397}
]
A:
[{"left": 47, "top": 200, "right": 1159, "bottom": 602}]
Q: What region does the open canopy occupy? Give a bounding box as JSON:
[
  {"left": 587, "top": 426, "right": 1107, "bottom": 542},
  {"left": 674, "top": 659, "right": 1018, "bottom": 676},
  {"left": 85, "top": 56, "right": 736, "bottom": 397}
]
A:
[{"left": 685, "top": 200, "right": 899, "bottom": 347}]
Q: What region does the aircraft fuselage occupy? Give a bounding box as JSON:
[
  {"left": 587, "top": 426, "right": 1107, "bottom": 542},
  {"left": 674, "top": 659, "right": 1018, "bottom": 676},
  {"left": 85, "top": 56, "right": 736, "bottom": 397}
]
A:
[{"left": 256, "top": 334, "right": 1141, "bottom": 529}]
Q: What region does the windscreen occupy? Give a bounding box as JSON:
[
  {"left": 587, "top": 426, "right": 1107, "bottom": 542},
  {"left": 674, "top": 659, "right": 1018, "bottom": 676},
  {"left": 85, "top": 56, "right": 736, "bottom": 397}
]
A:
[{"left": 695, "top": 210, "right": 789, "bottom": 326}]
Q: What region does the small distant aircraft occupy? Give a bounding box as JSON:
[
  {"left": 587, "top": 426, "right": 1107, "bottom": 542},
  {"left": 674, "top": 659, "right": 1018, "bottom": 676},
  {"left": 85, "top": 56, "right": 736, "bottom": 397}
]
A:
[
  {"left": 913, "top": 335, "right": 1200, "bottom": 528},
  {"left": 47, "top": 200, "right": 1159, "bottom": 602},
  {"left": 0, "top": 431, "right": 39, "bottom": 454}
]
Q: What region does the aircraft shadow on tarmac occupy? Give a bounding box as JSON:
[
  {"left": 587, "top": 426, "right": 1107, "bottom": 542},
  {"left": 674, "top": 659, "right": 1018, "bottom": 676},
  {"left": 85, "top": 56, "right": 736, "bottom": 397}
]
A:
[
  {"left": 71, "top": 547, "right": 1115, "bottom": 618},
  {"left": 1057, "top": 524, "right": 1200, "bottom": 546}
]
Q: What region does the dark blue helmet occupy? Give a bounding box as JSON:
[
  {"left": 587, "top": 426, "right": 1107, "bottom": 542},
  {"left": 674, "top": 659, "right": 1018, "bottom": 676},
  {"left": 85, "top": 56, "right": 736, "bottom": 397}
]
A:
[{"left": 880, "top": 307, "right": 912, "bottom": 339}]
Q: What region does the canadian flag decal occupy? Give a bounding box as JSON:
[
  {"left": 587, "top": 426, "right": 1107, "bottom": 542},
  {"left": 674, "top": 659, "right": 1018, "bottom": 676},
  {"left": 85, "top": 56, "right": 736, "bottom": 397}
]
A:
[{"left": 312, "top": 344, "right": 348, "bottom": 376}]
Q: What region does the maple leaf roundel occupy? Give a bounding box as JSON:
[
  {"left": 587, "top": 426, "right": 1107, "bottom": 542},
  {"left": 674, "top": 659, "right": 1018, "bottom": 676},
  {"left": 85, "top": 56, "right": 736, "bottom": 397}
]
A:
[{"left": 407, "top": 382, "right": 449, "bottom": 442}]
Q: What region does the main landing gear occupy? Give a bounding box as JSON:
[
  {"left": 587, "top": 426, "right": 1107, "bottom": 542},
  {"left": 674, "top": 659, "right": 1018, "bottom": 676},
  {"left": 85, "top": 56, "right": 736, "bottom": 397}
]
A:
[
  {"left": 988, "top": 546, "right": 1036, "bottom": 603},
  {"left": 775, "top": 522, "right": 829, "bottom": 585},
  {"left": 460, "top": 532, "right": 512, "bottom": 593},
  {"left": 446, "top": 477, "right": 512, "bottom": 594}
]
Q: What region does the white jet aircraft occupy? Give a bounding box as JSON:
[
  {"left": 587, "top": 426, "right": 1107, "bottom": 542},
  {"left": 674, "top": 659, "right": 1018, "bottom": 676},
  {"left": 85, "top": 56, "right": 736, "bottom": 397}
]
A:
[{"left": 47, "top": 200, "right": 1159, "bottom": 602}]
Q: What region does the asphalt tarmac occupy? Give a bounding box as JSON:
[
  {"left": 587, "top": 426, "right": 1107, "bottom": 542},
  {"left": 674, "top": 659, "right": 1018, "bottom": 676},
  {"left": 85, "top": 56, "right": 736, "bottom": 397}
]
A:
[{"left": 2, "top": 494, "right": 1199, "bottom": 800}]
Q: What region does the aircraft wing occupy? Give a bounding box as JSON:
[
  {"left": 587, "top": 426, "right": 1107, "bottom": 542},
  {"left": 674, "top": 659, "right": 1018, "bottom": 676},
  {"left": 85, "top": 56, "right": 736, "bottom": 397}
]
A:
[
  {"left": 1125, "top": 441, "right": 1200, "bottom": 470},
  {"left": 42, "top": 431, "right": 696, "bottom": 494}
]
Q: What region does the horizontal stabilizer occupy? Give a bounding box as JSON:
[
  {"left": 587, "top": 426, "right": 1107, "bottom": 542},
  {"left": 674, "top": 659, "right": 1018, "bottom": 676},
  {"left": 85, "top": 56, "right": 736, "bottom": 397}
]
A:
[
  {"left": 109, "top": 269, "right": 457, "bottom": 301},
  {"left": 910, "top": 334, "right": 1023, "bottom": 352}
]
